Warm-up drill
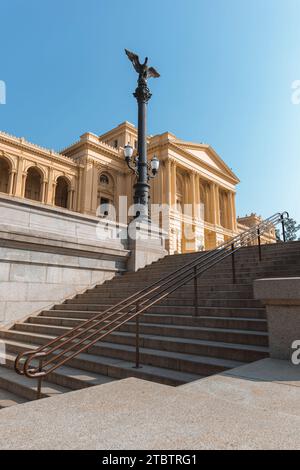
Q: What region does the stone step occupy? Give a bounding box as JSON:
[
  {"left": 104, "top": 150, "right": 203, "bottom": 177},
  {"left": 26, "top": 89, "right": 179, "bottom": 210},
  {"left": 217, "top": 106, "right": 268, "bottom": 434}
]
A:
[
  {"left": 49, "top": 305, "right": 266, "bottom": 318},
  {"left": 32, "top": 313, "right": 268, "bottom": 332},
  {"left": 139, "top": 249, "right": 300, "bottom": 266},
  {"left": 104, "top": 271, "right": 299, "bottom": 288},
  {"left": 133, "top": 258, "right": 300, "bottom": 273},
  {"left": 3, "top": 340, "right": 203, "bottom": 386},
  {"left": 14, "top": 319, "right": 268, "bottom": 347},
  {"left": 0, "top": 327, "right": 267, "bottom": 363},
  {"left": 2, "top": 352, "right": 116, "bottom": 391},
  {"left": 4, "top": 337, "right": 243, "bottom": 378},
  {"left": 149, "top": 306, "right": 266, "bottom": 318},
  {"left": 100, "top": 331, "right": 269, "bottom": 362},
  {"left": 158, "top": 255, "right": 300, "bottom": 267},
  {"left": 157, "top": 298, "right": 263, "bottom": 308},
  {"left": 163, "top": 243, "right": 300, "bottom": 256},
  {"left": 78, "top": 289, "right": 254, "bottom": 301},
  {"left": 0, "top": 364, "right": 71, "bottom": 401},
  {"left": 1, "top": 239, "right": 300, "bottom": 407},
  {"left": 142, "top": 314, "right": 267, "bottom": 331},
  {"left": 0, "top": 388, "right": 27, "bottom": 409},
  {"left": 156, "top": 255, "right": 300, "bottom": 267},
  {"left": 110, "top": 269, "right": 300, "bottom": 284},
  {"left": 64, "top": 297, "right": 263, "bottom": 308},
  {"left": 89, "top": 282, "right": 254, "bottom": 294},
  {"left": 153, "top": 252, "right": 295, "bottom": 264},
  {"left": 120, "top": 323, "right": 267, "bottom": 346},
  {"left": 76, "top": 338, "right": 256, "bottom": 370},
  {"left": 117, "top": 259, "right": 300, "bottom": 272}
]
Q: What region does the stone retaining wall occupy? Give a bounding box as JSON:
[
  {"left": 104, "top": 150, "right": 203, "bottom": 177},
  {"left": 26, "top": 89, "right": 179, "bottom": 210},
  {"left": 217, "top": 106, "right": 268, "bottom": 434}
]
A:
[{"left": 0, "top": 195, "right": 130, "bottom": 325}]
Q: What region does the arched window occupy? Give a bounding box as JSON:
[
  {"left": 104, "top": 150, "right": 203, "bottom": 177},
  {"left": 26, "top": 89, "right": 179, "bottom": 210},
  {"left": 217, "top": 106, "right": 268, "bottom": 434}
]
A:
[
  {"left": 0, "top": 158, "right": 10, "bottom": 194},
  {"left": 55, "top": 176, "right": 69, "bottom": 208},
  {"left": 25, "top": 167, "right": 42, "bottom": 202},
  {"left": 100, "top": 174, "right": 109, "bottom": 185},
  {"left": 98, "top": 172, "right": 115, "bottom": 217}
]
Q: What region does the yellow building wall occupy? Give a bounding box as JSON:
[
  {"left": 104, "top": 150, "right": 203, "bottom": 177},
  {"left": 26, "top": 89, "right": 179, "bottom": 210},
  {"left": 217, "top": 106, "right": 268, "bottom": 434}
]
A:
[{"left": 0, "top": 122, "right": 254, "bottom": 254}]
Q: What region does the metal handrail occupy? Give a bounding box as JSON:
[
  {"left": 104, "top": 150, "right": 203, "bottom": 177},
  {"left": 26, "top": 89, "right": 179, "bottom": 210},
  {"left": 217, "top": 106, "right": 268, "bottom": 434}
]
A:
[{"left": 14, "top": 211, "right": 289, "bottom": 396}]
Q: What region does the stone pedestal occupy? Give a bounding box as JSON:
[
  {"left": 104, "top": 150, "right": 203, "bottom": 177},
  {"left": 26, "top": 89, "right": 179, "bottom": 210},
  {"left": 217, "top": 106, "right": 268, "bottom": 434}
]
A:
[
  {"left": 127, "top": 220, "right": 167, "bottom": 272},
  {"left": 254, "top": 277, "right": 300, "bottom": 360}
]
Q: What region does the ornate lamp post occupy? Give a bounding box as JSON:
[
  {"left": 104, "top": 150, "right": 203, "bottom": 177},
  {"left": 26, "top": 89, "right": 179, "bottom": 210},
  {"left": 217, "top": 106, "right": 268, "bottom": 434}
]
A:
[{"left": 124, "top": 49, "right": 160, "bottom": 221}]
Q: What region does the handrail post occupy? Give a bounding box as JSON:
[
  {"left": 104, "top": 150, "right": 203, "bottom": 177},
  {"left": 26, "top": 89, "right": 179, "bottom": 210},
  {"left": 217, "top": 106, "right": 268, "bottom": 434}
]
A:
[
  {"left": 281, "top": 215, "right": 286, "bottom": 243},
  {"left": 134, "top": 304, "right": 141, "bottom": 369},
  {"left": 231, "top": 243, "right": 236, "bottom": 284},
  {"left": 257, "top": 228, "right": 262, "bottom": 261},
  {"left": 193, "top": 265, "right": 199, "bottom": 316},
  {"left": 36, "top": 359, "right": 43, "bottom": 400}
]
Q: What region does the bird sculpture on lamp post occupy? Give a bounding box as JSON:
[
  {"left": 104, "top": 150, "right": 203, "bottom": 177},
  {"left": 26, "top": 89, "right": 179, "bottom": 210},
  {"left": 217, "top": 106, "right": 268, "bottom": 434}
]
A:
[{"left": 124, "top": 49, "right": 160, "bottom": 221}]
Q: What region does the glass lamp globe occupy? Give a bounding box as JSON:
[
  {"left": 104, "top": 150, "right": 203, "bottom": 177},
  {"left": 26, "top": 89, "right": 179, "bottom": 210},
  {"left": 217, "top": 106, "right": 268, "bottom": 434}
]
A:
[
  {"left": 124, "top": 143, "right": 134, "bottom": 160},
  {"left": 150, "top": 155, "right": 160, "bottom": 174}
]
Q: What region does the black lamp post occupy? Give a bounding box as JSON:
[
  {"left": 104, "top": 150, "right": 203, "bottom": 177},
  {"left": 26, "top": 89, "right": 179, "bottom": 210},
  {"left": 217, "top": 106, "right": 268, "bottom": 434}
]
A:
[{"left": 124, "top": 49, "right": 160, "bottom": 221}]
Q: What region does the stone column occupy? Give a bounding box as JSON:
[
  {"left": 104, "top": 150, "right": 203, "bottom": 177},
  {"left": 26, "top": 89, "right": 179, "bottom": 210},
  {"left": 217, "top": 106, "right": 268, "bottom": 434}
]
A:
[
  {"left": 81, "top": 159, "right": 94, "bottom": 214},
  {"left": 46, "top": 169, "right": 54, "bottom": 205},
  {"left": 165, "top": 159, "right": 172, "bottom": 206},
  {"left": 14, "top": 157, "right": 24, "bottom": 197},
  {"left": 52, "top": 181, "right": 57, "bottom": 205},
  {"left": 41, "top": 180, "right": 47, "bottom": 203},
  {"left": 194, "top": 173, "right": 200, "bottom": 220},
  {"left": 21, "top": 172, "right": 27, "bottom": 197},
  {"left": 231, "top": 192, "right": 237, "bottom": 231},
  {"left": 8, "top": 170, "right": 16, "bottom": 195},
  {"left": 191, "top": 172, "right": 198, "bottom": 220},
  {"left": 91, "top": 165, "right": 99, "bottom": 215},
  {"left": 68, "top": 188, "right": 75, "bottom": 211},
  {"left": 76, "top": 166, "right": 84, "bottom": 213},
  {"left": 190, "top": 172, "right": 198, "bottom": 251},
  {"left": 159, "top": 160, "right": 164, "bottom": 205},
  {"left": 171, "top": 160, "right": 177, "bottom": 207},
  {"left": 115, "top": 171, "right": 121, "bottom": 221},
  {"left": 211, "top": 184, "right": 220, "bottom": 226},
  {"left": 215, "top": 185, "right": 221, "bottom": 226},
  {"left": 225, "top": 192, "right": 233, "bottom": 230}
]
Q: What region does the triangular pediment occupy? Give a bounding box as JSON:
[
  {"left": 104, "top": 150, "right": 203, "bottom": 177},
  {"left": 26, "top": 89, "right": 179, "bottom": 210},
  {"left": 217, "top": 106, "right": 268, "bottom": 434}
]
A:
[{"left": 173, "top": 140, "right": 239, "bottom": 183}]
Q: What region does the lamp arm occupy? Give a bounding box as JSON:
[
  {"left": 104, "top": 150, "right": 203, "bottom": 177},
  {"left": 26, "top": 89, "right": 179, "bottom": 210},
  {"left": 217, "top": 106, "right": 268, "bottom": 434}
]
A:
[
  {"left": 126, "top": 159, "right": 138, "bottom": 176},
  {"left": 147, "top": 172, "right": 158, "bottom": 180}
]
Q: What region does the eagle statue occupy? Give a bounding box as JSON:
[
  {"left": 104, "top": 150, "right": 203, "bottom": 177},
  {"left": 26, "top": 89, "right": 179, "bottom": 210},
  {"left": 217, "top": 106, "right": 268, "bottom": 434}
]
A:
[{"left": 125, "top": 49, "right": 160, "bottom": 83}]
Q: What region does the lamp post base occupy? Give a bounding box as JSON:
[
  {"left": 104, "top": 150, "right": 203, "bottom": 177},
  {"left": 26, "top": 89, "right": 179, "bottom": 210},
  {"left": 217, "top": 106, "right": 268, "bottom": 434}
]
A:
[{"left": 127, "top": 219, "right": 167, "bottom": 272}]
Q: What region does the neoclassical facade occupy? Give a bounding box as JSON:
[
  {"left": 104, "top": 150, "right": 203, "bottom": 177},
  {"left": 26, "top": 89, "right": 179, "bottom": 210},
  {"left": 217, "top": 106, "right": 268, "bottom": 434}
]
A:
[{"left": 0, "top": 122, "right": 274, "bottom": 253}]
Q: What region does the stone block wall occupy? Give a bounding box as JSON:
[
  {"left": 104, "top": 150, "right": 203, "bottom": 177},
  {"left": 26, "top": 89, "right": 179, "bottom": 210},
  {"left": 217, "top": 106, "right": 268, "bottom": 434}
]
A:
[{"left": 0, "top": 195, "right": 130, "bottom": 325}]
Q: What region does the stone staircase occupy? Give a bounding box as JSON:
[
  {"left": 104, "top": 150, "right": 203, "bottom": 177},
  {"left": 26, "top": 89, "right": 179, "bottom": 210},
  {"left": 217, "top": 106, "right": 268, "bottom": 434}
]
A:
[{"left": 1, "top": 240, "right": 300, "bottom": 408}]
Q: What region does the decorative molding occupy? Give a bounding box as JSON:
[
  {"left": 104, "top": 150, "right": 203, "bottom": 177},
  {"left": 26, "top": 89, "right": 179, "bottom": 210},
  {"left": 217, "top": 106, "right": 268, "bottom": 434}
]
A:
[{"left": 0, "top": 131, "right": 78, "bottom": 168}]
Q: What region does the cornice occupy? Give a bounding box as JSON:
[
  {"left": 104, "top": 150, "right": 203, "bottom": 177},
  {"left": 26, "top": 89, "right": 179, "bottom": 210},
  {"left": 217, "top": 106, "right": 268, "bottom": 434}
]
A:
[
  {"left": 62, "top": 138, "right": 120, "bottom": 161},
  {"left": 0, "top": 131, "right": 79, "bottom": 169},
  {"left": 86, "top": 154, "right": 126, "bottom": 174},
  {"left": 98, "top": 121, "right": 138, "bottom": 141}
]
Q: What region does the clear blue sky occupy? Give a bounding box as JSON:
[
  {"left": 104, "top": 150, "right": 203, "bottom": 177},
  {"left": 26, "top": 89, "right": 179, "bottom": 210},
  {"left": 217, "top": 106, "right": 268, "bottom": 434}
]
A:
[{"left": 1, "top": 0, "right": 300, "bottom": 221}]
